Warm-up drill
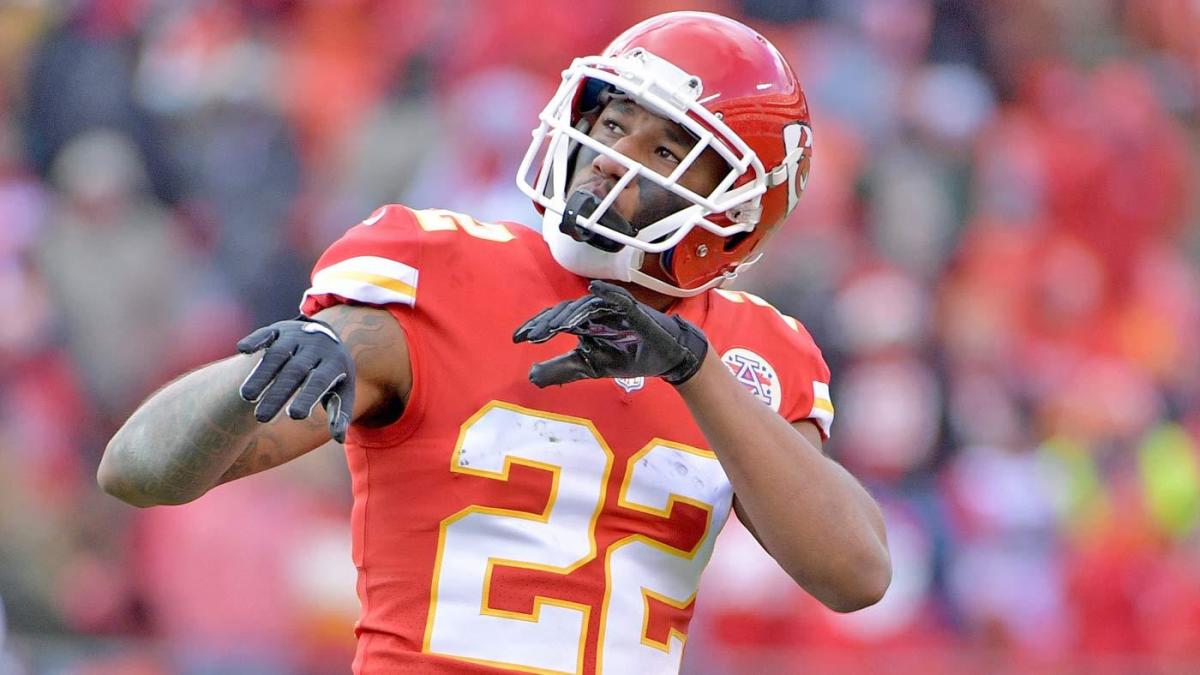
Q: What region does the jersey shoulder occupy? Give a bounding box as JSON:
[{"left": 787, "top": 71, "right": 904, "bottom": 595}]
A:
[
  {"left": 706, "top": 289, "right": 835, "bottom": 438},
  {"left": 301, "top": 204, "right": 543, "bottom": 315}
]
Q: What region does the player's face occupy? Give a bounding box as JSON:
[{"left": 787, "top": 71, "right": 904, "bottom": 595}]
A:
[{"left": 566, "top": 99, "right": 727, "bottom": 233}]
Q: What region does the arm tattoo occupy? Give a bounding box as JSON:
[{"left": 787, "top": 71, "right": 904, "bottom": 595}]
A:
[
  {"left": 105, "top": 304, "right": 405, "bottom": 503},
  {"left": 112, "top": 361, "right": 264, "bottom": 502},
  {"left": 217, "top": 415, "right": 326, "bottom": 484},
  {"left": 328, "top": 305, "right": 403, "bottom": 392},
  {"left": 213, "top": 305, "right": 404, "bottom": 484}
]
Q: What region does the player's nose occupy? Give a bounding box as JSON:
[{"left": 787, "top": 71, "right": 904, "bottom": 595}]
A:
[{"left": 590, "top": 142, "right": 632, "bottom": 181}]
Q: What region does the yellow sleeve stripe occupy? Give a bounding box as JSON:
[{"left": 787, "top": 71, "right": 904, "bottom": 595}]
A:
[
  {"left": 302, "top": 255, "right": 419, "bottom": 308},
  {"left": 320, "top": 270, "right": 416, "bottom": 297},
  {"left": 809, "top": 381, "right": 835, "bottom": 437},
  {"left": 316, "top": 255, "right": 418, "bottom": 287},
  {"left": 812, "top": 398, "right": 835, "bottom": 414},
  {"left": 301, "top": 277, "right": 416, "bottom": 308}
]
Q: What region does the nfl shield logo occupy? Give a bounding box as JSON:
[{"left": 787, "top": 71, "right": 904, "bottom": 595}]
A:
[{"left": 615, "top": 377, "right": 645, "bottom": 393}]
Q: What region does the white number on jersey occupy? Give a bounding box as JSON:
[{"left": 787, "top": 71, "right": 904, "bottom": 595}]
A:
[{"left": 424, "top": 402, "right": 733, "bottom": 674}]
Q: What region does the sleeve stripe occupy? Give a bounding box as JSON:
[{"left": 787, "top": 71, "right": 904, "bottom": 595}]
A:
[
  {"left": 302, "top": 277, "right": 416, "bottom": 307},
  {"left": 809, "top": 381, "right": 835, "bottom": 437},
  {"left": 318, "top": 270, "right": 416, "bottom": 297},
  {"left": 314, "top": 255, "right": 419, "bottom": 289},
  {"left": 302, "top": 255, "right": 420, "bottom": 308},
  {"left": 808, "top": 407, "right": 834, "bottom": 437}
]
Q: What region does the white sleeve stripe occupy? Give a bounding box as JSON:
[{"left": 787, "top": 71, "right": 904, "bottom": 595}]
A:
[
  {"left": 807, "top": 407, "right": 834, "bottom": 438},
  {"left": 809, "top": 381, "right": 834, "bottom": 437},
  {"left": 319, "top": 270, "right": 416, "bottom": 297},
  {"left": 312, "top": 255, "right": 418, "bottom": 290},
  {"left": 302, "top": 276, "right": 416, "bottom": 308}
]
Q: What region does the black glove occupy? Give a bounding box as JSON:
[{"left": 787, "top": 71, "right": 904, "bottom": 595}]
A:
[
  {"left": 513, "top": 280, "right": 708, "bottom": 388},
  {"left": 236, "top": 315, "right": 355, "bottom": 443}
]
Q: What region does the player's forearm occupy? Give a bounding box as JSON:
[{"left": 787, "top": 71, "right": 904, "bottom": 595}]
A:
[
  {"left": 98, "top": 355, "right": 266, "bottom": 506},
  {"left": 675, "top": 351, "right": 891, "bottom": 612}
]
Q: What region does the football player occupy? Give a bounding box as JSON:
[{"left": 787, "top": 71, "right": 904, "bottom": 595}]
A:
[{"left": 100, "top": 12, "right": 890, "bottom": 674}]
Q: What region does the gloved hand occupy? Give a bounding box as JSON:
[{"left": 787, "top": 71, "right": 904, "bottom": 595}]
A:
[
  {"left": 513, "top": 280, "right": 708, "bottom": 388},
  {"left": 236, "top": 315, "right": 355, "bottom": 442}
]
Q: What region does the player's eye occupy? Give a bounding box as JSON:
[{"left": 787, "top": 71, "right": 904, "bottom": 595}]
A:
[
  {"left": 600, "top": 118, "right": 623, "bottom": 134},
  {"left": 655, "top": 146, "right": 681, "bottom": 163}
]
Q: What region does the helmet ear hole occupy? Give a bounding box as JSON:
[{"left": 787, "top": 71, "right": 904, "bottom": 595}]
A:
[{"left": 723, "top": 230, "right": 752, "bottom": 252}]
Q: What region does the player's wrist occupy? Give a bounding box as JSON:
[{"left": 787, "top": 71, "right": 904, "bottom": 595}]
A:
[
  {"left": 669, "top": 343, "right": 722, "bottom": 392},
  {"left": 661, "top": 316, "right": 708, "bottom": 385}
]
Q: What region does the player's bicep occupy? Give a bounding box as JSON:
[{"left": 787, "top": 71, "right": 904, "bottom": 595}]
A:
[
  {"left": 733, "top": 419, "right": 825, "bottom": 549},
  {"left": 314, "top": 303, "right": 413, "bottom": 422}
]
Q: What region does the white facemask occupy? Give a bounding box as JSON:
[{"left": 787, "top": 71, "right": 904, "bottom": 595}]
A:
[{"left": 516, "top": 48, "right": 770, "bottom": 296}]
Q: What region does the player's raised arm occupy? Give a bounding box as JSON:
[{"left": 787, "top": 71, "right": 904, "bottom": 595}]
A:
[
  {"left": 97, "top": 304, "right": 410, "bottom": 507},
  {"left": 675, "top": 357, "right": 890, "bottom": 612},
  {"left": 516, "top": 281, "right": 891, "bottom": 612}
]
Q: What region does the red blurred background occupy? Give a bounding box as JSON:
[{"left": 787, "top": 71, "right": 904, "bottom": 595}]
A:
[{"left": 1, "top": 1, "right": 1199, "bottom": 673}]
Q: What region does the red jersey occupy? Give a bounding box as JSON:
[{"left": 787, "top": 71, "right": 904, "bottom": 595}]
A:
[{"left": 300, "top": 205, "right": 835, "bottom": 674}]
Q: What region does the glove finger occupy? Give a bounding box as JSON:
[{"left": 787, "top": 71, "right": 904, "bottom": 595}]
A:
[
  {"left": 513, "top": 302, "right": 565, "bottom": 343},
  {"left": 323, "top": 374, "right": 355, "bottom": 443},
  {"left": 252, "top": 352, "right": 319, "bottom": 423},
  {"left": 529, "top": 349, "right": 599, "bottom": 388},
  {"left": 557, "top": 295, "right": 617, "bottom": 334},
  {"left": 522, "top": 297, "right": 593, "bottom": 343},
  {"left": 238, "top": 342, "right": 295, "bottom": 402},
  {"left": 236, "top": 326, "right": 279, "bottom": 354},
  {"left": 590, "top": 279, "right": 675, "bottom": 341},
  {"left": 286, "top": 362, "right": 339, "bottom": 420},
  {"left": 588, "top": 280, "right": 636, "bottom": 311}
]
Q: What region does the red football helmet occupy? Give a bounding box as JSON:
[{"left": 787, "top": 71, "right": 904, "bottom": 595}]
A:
[{"left": 517, "top": 11, "right": 812, "bottom": 296}]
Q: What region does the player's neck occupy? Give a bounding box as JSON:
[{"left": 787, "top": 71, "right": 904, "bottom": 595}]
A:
[
  {"left": 623, "top": 283, "right": 680, "bottom": 313},
  {"left": 613, "top": 255, "right": 687, "bottom": 312}
]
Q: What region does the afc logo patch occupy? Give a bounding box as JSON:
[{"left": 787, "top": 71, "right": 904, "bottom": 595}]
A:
[{"left": 721, "top": 348, "right": 781, "bottom": 411}]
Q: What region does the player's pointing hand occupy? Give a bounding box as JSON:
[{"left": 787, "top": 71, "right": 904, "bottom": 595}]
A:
[
  {"left": 514, "top": 280, "right": 708, "bottom": 388},
  {"left": 237, "top": 315, "right": 356, "bottom": 442}
]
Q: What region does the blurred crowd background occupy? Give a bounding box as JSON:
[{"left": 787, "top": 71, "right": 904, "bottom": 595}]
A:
[{"left": 1, "top": 0, "right": 1199, "bottom": 673}]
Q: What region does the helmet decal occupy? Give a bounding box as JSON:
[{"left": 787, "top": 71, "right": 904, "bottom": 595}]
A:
[{"left": 781, "top": 122, "right": 813, "bottom": 214}]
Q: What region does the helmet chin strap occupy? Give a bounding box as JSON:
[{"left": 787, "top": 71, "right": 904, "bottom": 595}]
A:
[
  {"left": 543, "top": 208, "right": 643, "bottom": 283},
  {"left": 628, "top": 266, "right": 724, "bottom": 298}
]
